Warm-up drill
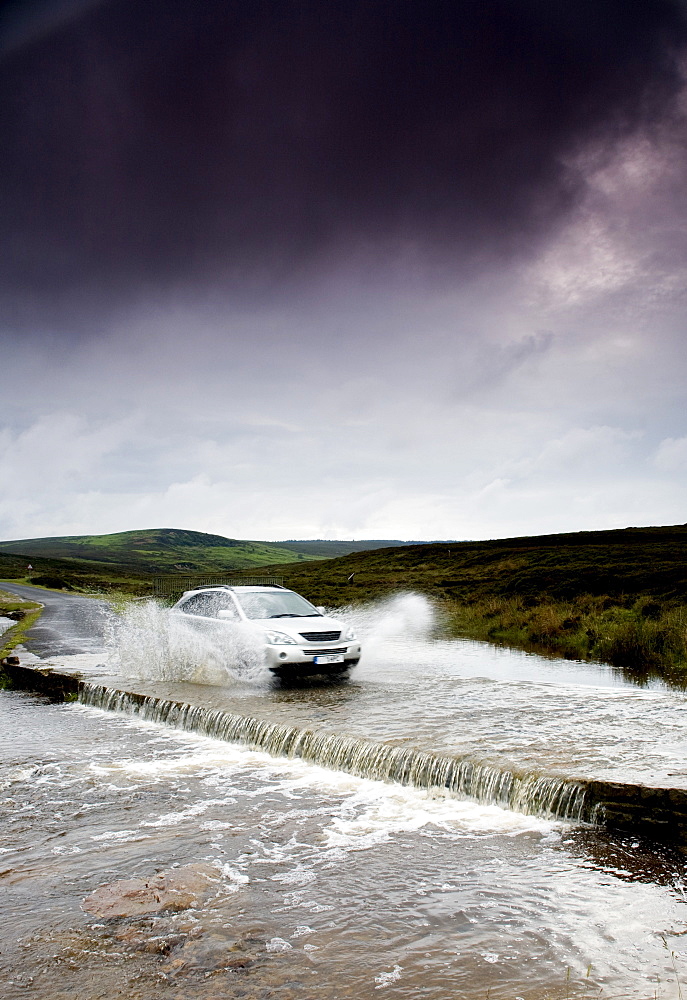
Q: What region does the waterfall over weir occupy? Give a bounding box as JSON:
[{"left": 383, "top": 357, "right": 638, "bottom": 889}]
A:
[{"left": 80, "top": 682, "right": 590, "bottom": 823}]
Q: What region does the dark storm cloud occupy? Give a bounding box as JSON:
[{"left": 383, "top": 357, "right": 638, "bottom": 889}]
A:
[{"left": 2, "top": 0, "right": 686, "bottom": 327}]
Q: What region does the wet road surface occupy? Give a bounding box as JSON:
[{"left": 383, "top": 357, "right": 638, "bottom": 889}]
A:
[{"left": 0, "top": 581, "right": 112, "bottom": 656}]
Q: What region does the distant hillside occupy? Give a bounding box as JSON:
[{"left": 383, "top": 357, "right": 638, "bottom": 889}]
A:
[
  {"left": 0, "top": 528, "right": 330, "bottom": 574},
  {"left": 272, "top": 539, "right": 412, "bottom": 558},
  {"left": 244, "top": 523, "right": 687, "bottom": 607},
  {"left": 0, "top": 528, "right": 412, "bottom": 578},
  {"left": 4, "top": 524, "right": 685, "bottom": 611},
  {"left": 0, "top": 549, "right": 151, "bottom": 592}
]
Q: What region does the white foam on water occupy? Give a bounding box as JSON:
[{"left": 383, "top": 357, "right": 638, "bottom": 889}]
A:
[
  {"left": 375, "top": 964, "right": 403, "bottom": 988},
  {"left": 271, "top": 868, "right": 317, "bottom": 885},
  {"left": 292, "top": 924, "right": 315, "bottom": 937},
  {"left": 89, "top": 829, "right": 151, "bottom": 844},
  {"left": 78, "top": 706, "right": 562, "bottom": 841},
  {"left": 0, "top": 616, "right": 15, "bottom": 636},
  {"left": 106, "top": 600, "right": 268, "bottom": 686},
  {"left": 266, "top": 936, "right": 293, "bottom": 952},
  {"left": 318, "top": 777, "right": 558, "bottom": 849},
  {"left": 142, "top": 800, "right": 227, "bottom": 827},
  {"left": 216, "top": 862, "right": 250, "bottom": 890}
]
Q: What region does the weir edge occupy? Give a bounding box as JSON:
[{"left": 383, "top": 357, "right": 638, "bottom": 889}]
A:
[{"left": 3, "top": 661, "right": 687, "bottom": 849}]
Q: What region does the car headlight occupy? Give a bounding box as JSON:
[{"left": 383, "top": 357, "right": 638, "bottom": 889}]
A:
[
  {"left": 344, "top": 627, "right": 357, "bottom": 640},
  {"left": 264, "top": 630, "right": 297, "bottom": 645}
]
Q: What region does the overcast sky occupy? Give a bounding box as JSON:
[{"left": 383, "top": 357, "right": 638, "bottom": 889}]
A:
[{"left": 1, "top": 0, "right": 686, "bottom": 542}]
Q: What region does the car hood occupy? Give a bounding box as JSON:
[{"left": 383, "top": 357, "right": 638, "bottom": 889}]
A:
[{"left": 251, "top": 614, "right": 349, "bottom": 638}]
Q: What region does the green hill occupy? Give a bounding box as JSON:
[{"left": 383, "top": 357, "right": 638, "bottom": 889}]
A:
[
  {"left": 4, "top": 523, "right": 684, "bottom": 603},
  {"left": 272, "top": 539, "right": 411, "bottom": 558},
  {"left": 0, "top": 529, "right": 413, "bottom": 587},
  {"left": 0, "top": 528, "right": 330, "bottom": 575},
  {"left": 0, "top": 549, "right": 151, "bottom": 592}
]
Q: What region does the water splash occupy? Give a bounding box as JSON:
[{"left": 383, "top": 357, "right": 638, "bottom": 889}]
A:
[
  {"left": 106, "top": 592, "right": 441, "bottom": 687},
  {"left": 0, "top": 616, "right": 15, "bottom": 637},
  {"left": 106, "top": 600, "right": 267, "bottom": 685},
  {"left": 333, "top": 592, "right": 443, "bottom": 661}
]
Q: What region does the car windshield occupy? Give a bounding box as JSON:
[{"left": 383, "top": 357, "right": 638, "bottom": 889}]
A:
[{"left": 235, "top": 590, "right": 321, "bottom": 620}]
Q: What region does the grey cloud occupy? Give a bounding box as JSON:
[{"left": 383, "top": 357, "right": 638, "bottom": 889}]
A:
[
  {"left": 2, "top": 0, "right": 687, "bottom": 333},
  {"left": 1, "top": 2, "right": 687, "bottom": 541}
]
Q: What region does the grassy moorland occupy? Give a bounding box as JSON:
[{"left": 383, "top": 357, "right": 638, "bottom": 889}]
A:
[
  {"left": 241, "top": 524, "right": 687, "bottom": 683},
  {"left": 0, "top": 528, "right": 327, "bottom": 574}
]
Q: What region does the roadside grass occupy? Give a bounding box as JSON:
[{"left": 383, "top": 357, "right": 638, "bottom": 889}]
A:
[{"left": 448, "top": 594, "right": 687, "bottom": 684}]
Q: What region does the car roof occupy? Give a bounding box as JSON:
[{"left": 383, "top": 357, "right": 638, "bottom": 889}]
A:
[
  {"left": 181, "top": 584, "right": 290, "bottom": 597},
  {"left": 231, "top": 586, "right": 289, "bottom": 593}
]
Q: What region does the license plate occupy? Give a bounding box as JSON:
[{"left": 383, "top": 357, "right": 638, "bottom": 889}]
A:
[{"left": 313, "top": 654, "right": 344, "bottom": 664}]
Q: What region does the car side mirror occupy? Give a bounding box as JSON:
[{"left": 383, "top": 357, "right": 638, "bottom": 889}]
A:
[
  {"left": 315, "top": 606, "right": 326, "bottom": 614},
  {"left": 217, "top": 609, "right": 237, "bottom": 620}
]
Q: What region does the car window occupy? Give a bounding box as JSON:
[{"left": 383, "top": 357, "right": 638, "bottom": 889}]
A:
[
  {"left": 235, "top": 590, "right": 320, "bottom": 619},
  {"left": 180, "top": 592, "right": 239, "bottom": 618}
]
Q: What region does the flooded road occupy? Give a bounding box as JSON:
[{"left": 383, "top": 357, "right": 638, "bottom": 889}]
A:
[
  {"left": 93, "top": 594, "right": 687, "bottom": 790},
  {"left": 2, "top": 691, "right": 687, "bottom": 1000},
  {"left": 2, "top": 584, "right": 687, "bottom": 997}
]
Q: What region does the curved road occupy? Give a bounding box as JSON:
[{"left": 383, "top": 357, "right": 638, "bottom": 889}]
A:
[{"left": 0, "top": 581, "right": 112, "bottom": 657}]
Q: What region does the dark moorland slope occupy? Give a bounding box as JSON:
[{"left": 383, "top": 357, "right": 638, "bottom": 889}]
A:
[{"left": 245, "top": 524, "right": 687, "bottom": 606}]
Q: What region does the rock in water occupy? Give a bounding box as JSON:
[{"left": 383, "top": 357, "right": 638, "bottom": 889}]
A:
[{"left": 81, "top": 864, "right": 220, "bottom": 918}]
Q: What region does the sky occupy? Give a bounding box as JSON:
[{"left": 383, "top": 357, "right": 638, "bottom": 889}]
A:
[{"left": 1, "top": 0, "right": 687, "bottom": 543}]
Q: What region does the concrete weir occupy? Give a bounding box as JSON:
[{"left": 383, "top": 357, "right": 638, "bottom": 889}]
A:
[{"left": 4, "top": 659, "right": 687, "bottom": 850}]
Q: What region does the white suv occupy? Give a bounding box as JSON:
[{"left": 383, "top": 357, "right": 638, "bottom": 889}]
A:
[{"left": 171, "top": 584, "right": 361, "bottom": 678}]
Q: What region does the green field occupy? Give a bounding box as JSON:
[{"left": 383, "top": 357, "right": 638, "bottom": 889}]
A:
[
  {"left": 0, "top": 528, "right": 322, "bottom": 574},
  {"left": 0, "top": 549, "right": 153, "bottom": 594}
]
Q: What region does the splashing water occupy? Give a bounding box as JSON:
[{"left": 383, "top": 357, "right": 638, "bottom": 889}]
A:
[
  {"left": 81, "top": 683, "right": 589, "bottom": 823},
  {"left": 106, "top": 600, "right": 267, "bottom": 685},
  {"left": 107, "top": 592, "right": 441, "bottom": 688},
  {"left": 334, "top": 592, "right": 443, "bottom": 661}
]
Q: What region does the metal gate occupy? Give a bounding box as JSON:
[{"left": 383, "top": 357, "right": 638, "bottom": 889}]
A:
[{"left": 152, "top": 575, "right": 285, "bottom": 598}]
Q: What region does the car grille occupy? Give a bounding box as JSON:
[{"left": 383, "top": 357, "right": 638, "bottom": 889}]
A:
[
  {"left": 303, "top": 647, "right": 347, "bottom": 656},
  {"left": 299, "top": 631, "right": 341, "bottom": 642}
]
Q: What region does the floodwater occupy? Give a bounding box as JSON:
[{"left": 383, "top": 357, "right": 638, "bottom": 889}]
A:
[
  {"left": 0, "top": 615, "right": 15, "bottom": 636},
  {"left": 2, "top": 587, "right": 687, "bottom": 997},
  {"left": 2, "top": 691, "right": 687, "bottom": 1000},
  {"left": 99, "top": 594, "right": 687, "bottom": 790}
]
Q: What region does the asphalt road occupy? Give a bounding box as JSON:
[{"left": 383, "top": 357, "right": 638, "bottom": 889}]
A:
[{"left": 0, "top": 582, "right": 112, "bottom": 657}]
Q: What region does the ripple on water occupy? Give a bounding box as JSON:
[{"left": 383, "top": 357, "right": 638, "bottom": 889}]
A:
[{"left": 1, "top": 691, "right": 687, "bottom": 1000}]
